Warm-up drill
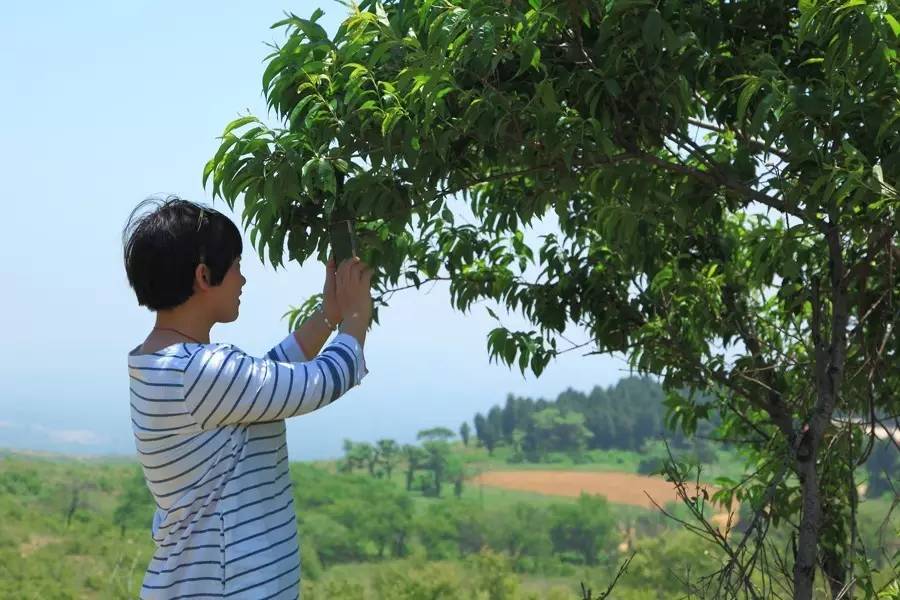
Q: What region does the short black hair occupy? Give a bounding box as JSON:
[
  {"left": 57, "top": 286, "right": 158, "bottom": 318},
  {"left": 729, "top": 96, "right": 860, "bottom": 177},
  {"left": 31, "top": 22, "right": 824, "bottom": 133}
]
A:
[{"left": 123, "top": 196, "right": 243, "bottom": 311}]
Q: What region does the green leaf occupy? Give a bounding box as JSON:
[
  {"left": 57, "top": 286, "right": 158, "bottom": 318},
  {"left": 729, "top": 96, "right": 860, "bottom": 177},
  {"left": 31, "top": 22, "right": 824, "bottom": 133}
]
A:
[
  {"left": 517, "top": 41, "right": 541, "bottom": 76},
  {"left": 748, "top": 93, "right": 777, "bottom": 136},
  {"left": 222, "top": 115, "right": 258, "bottom": 136},
  {"left": 603, "top": 79, "right": 622, "bottom": 98},
  {"left": 884, "top": 13, "right": 900, "bottom": 37},
  {"left": 317, "top": 160, "right": 337, "bottom": 197},
  {"left": 650, "top": 266, "right": 674, "bottom": 292},
  {"left": 642, "top": 9, "right": 663, "bottom": 48},
  {"left": 736, "top": 77, "right": 762, "bottom": 124},
  {"left": 837, "top": 0, "right": 866, "bottom": 9},
  {"left": 536, "top": 80, "right": 557, "bottom": 110}
]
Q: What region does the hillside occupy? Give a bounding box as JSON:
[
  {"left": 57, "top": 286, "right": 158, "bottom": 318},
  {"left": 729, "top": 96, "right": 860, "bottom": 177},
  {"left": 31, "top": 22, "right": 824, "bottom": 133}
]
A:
[{"left": 0, "top": 378, "right": 896, "bottom": 598}]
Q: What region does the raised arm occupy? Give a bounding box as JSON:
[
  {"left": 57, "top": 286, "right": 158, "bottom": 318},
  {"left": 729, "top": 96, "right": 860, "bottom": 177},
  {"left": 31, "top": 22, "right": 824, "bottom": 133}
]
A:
[{"left": 182, "top": 332, "right": 366, "bottom": 429}]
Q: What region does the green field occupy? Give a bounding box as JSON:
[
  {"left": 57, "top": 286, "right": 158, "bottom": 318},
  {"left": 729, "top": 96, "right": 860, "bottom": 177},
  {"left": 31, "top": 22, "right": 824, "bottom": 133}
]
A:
[{"left": 1, "top": 444, "right": 896, "bottom": 599}]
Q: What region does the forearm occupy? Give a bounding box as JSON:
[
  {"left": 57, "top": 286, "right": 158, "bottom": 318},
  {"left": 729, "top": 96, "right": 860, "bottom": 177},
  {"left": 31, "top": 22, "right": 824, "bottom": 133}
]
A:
[
  {"left": 293, "top": 309, "right": 334, "bottom": 358},
  {"left": 338, "top": 314, "right": 368, "bottom": 349}
]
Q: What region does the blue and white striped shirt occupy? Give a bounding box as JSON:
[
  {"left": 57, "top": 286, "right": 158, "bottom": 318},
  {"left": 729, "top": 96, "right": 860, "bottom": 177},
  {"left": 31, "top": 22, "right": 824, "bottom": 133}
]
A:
[{"left": 128, "top": 331, "right": 366, "bottom": 599}]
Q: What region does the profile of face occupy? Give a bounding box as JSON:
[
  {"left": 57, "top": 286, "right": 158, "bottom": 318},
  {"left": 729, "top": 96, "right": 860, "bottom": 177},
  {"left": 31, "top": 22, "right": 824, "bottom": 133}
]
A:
[{"left": 195, "top": 256, "right": 245, "bottom": 323}]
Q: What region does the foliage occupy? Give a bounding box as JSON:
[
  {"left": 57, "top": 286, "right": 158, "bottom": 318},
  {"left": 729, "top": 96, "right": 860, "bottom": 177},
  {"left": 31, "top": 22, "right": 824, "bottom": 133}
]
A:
[
  {"left": 473, "top": 376, "right": 719, "bottom": 461},
  {"left": 548, "top": 493, "right": 616, "bottom": 566},
  {"left": 206, "top": 1, "right": 900, "bottom": 596},
  {"left": 0, "top": 450, "right": 897, "bottom": 598}
]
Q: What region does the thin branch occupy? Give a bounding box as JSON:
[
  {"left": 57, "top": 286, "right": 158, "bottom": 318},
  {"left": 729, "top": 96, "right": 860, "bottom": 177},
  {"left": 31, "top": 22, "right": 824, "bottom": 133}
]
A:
[{"left": 687, "top": 118, "right": 791, "bottom": 162}]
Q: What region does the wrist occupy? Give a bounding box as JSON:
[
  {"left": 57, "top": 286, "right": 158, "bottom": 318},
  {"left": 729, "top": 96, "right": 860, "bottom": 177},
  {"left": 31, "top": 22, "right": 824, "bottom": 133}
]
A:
[{"left": 319, "top": 306, "right": 340, "bottom": 331}]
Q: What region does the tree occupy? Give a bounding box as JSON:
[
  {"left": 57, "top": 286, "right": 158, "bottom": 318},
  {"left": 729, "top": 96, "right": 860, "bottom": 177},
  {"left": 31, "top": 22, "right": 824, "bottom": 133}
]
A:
[
  {"left": 375, "top": 438, "right": 400, "bottom": 479},
  {"left": 112, "top": 468, "right": 154, "bottom": 537},
  {"left": 459, "top": 421, "right": 471, "bottom": 447},
  {"left": 344, "top": 441, "right": 377, "bottom": 476},
  {"left": 422, "top": 439, "right": 451, "bottom": 497},
  {"left": 207, "top": 2, "right": 899, "bottom": 597},
  {"left": 523, "top": 407, "right": 592, "bottom": 459},
  {"left": 501, "top": 394, "right": 518, "bottom": 443},
  {"left": 417, "top": 427, "right": 455, "bottom": 442},
  {"left": 445, "top": 454, "right": 465, "bottom": 498},
  {"left": 340, "top": 439, "right": 359, "bottom": 473},
  {"left": 548, "top": 493, "right": 616, "bottom": 566},
  {"left": 401, "top": 444, "right": 427, "bottom": 491}
]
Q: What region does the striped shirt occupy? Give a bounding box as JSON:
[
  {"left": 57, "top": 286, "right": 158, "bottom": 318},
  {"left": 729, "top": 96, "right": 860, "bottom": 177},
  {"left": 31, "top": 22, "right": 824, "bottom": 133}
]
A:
[{"left": 127, "top": 331, "right": 366, "bottom": 599}]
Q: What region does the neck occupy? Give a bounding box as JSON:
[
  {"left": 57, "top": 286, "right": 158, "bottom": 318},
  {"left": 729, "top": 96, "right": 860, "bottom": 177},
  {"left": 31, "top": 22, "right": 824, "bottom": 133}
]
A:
[{"left": 153, "top": 307, "right": 213, "bottom": 344}]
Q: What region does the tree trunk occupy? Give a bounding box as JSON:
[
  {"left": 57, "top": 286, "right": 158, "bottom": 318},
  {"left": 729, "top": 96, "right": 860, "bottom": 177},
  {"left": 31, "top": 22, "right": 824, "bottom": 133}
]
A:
[
  {"left": 794, "top": 458, "right": 822, "bottom": 599},
  {"left": 822, "top": 545, "right": 847, "bottom": 599},
  {"left": 794, "top": 229, "right": 849, "bottom": 600}
]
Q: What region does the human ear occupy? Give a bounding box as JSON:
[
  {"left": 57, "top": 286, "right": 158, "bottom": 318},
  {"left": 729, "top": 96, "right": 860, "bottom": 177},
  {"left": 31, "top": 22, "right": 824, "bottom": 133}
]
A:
[{"left": 195, "top": 263, "right": 211, "bottom": 289}]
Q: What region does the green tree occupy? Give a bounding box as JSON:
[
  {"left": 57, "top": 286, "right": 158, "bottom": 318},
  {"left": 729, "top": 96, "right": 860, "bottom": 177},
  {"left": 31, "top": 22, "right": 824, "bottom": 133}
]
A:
[
  {"left": 459, "top": 421, "right": 471, "bottom": 447},
  {"left": 354, "top": 441, "right": 378, "bottom": 477},
  {"left": 445, "top": 454, "right": 465, "bottom": 498},
  {"left": 339, "top": 439, "right": 359, "bottom": 473},
  {"left": 401, "top": 444, "right": 427, "bottom": 491},
  {"left": 421, "top": 439, "right": 451, "bottom": 497},
  {"left": 548, "top": 493, "right": 616, "bottom": 566},
  {"left": 523, "top": 407, "right": 592, "bottom": 459},
  {"left": 375, "top": 438, "right": 400, "bottom": 479},
  {"left": 416, "top": 427, "right": 455, "bottom": 442},
  {"left": 473, "top": 413, "right": 499, "bottom": 456},
  {"left": 112, "top": 468, "right": 154, "bottom": 538},
  {"left": 207, "top": 2, "right": 900, "bottom": 596}
]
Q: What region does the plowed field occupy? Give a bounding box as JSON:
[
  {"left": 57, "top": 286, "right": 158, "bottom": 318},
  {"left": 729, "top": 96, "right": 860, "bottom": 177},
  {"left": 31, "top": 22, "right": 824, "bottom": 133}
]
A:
[{"left": 471, "top": 470, "right": 731, "bottom": 517}]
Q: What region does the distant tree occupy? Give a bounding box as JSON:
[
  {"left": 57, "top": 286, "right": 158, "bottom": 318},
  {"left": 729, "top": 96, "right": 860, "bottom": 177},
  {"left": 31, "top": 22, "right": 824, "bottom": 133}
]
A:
[
  {"left": 866, "top": 437, "right": 899, "bottom": 498},
  {"left": 501, "top": 394, "right": 518, "bottom": 443},
  {"left": 112, "top": 468, "right": 154, "bottom": 537},
  {"left": 422, "top": 440, "right": 452, "bottom": 497},
  {"left": 459, "top": 421, "right": 471, "bottom": 447},
  {"left": 375, "top": 439, "right": 400, "bottom": 479},
  {"left": 524, "top": 408, "right": 592, "bottom": 459},
  {"left": 549, "top": 493, "right": 616, "bottom": 566},
  {"left": 486, "top": 503, "right": 553, "bottom": 566},
  {"left": 401, "top": 444, "right": 427, "bottom": 492},
  {"left": 345, "top": 441, "right": 377, "bottom": 476},
  {"left": 445, "top": 454, "right": 465, "bottom": 499},
  {"left": 473, "top": 413, "right": 487, "bottom": 447},
  {"left": 340, "top": 439, "right": 358, "bottom": 473},
  {"left": 417, "top": 427, "right": 456, "bottom": 442},
  {"left": 64, "top": 480, "right": 97, "bottom": 528}
]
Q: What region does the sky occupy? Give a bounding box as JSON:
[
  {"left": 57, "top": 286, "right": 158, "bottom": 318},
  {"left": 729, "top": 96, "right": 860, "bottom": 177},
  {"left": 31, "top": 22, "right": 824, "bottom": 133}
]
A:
[{"left": 0, "top": 1, "right": 632, "bottom": 460}]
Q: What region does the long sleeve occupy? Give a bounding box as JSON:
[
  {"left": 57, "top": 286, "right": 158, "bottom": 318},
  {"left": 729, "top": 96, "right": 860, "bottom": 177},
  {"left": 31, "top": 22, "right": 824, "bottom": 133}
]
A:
[{"left": 182, "top": 332, "right": 367, "bottom": 430}]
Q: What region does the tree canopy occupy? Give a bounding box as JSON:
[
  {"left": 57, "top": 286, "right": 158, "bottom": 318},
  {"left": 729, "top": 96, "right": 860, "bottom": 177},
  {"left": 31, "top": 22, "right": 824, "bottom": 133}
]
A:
[{"left": 206, "top": 1, "right": 899, "bottom": 597}]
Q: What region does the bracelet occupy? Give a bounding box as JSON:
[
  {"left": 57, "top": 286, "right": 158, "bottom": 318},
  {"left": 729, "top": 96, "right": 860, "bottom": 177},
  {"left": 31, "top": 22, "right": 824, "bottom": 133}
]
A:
[{"left": 320, "top": 307, "right": 338, "bottom": 332}]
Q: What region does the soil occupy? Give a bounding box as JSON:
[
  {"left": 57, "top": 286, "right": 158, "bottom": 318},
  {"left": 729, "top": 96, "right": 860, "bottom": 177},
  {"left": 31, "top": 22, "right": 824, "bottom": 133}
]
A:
[{"left": 471, "top": 470, "right": 738, "bottom": 529}]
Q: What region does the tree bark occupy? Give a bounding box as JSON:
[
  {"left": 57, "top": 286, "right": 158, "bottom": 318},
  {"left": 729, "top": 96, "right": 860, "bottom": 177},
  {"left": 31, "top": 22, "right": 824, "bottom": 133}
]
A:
[{"left": 793, "top": 227, "right": 849, "bottom": 600}]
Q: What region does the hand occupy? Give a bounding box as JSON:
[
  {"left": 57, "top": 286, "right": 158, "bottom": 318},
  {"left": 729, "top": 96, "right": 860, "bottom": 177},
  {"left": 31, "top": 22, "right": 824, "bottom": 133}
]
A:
[
  {"left": 335, "top": 257, "right": 373, "bottom": 328},
  {"left": 321, "top": 257, "right": 341, "bottom": 326}
]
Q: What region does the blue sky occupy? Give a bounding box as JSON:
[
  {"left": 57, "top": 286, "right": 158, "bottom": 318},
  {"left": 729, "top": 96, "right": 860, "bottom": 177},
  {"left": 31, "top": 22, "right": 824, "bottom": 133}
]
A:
[{"left": 0, "top": 1, "right": 630, "bottom": 460}]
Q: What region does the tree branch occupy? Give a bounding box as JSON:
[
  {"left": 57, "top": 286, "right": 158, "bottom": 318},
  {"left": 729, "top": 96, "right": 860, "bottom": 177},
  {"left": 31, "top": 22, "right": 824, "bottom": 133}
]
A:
[{"left": 687, "top": 118, "right": 791, "bottom": 162}]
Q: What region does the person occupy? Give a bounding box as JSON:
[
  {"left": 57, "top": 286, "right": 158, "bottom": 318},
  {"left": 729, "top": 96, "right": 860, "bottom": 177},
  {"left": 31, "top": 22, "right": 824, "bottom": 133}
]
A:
[{"left": 121, "top": 196, "right": 372, "bottom": 599}]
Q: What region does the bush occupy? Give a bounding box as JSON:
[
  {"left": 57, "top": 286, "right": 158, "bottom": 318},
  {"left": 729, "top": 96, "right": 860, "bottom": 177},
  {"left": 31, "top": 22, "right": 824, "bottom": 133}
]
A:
[{"left": 637, "top": 456, "right": 664, "bottom": 475}]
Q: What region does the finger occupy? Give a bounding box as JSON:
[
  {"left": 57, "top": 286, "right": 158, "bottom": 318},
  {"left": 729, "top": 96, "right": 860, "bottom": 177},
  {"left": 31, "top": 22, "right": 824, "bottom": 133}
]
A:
[
  {"left": 357, "top": 262, "right": 371, "bottom": 283},
  {"left": 337, "top": 259, "right": 350, "bottom": 289},
  {"left": 346, "top": 258, "right": 361, "bottom": 283}
]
